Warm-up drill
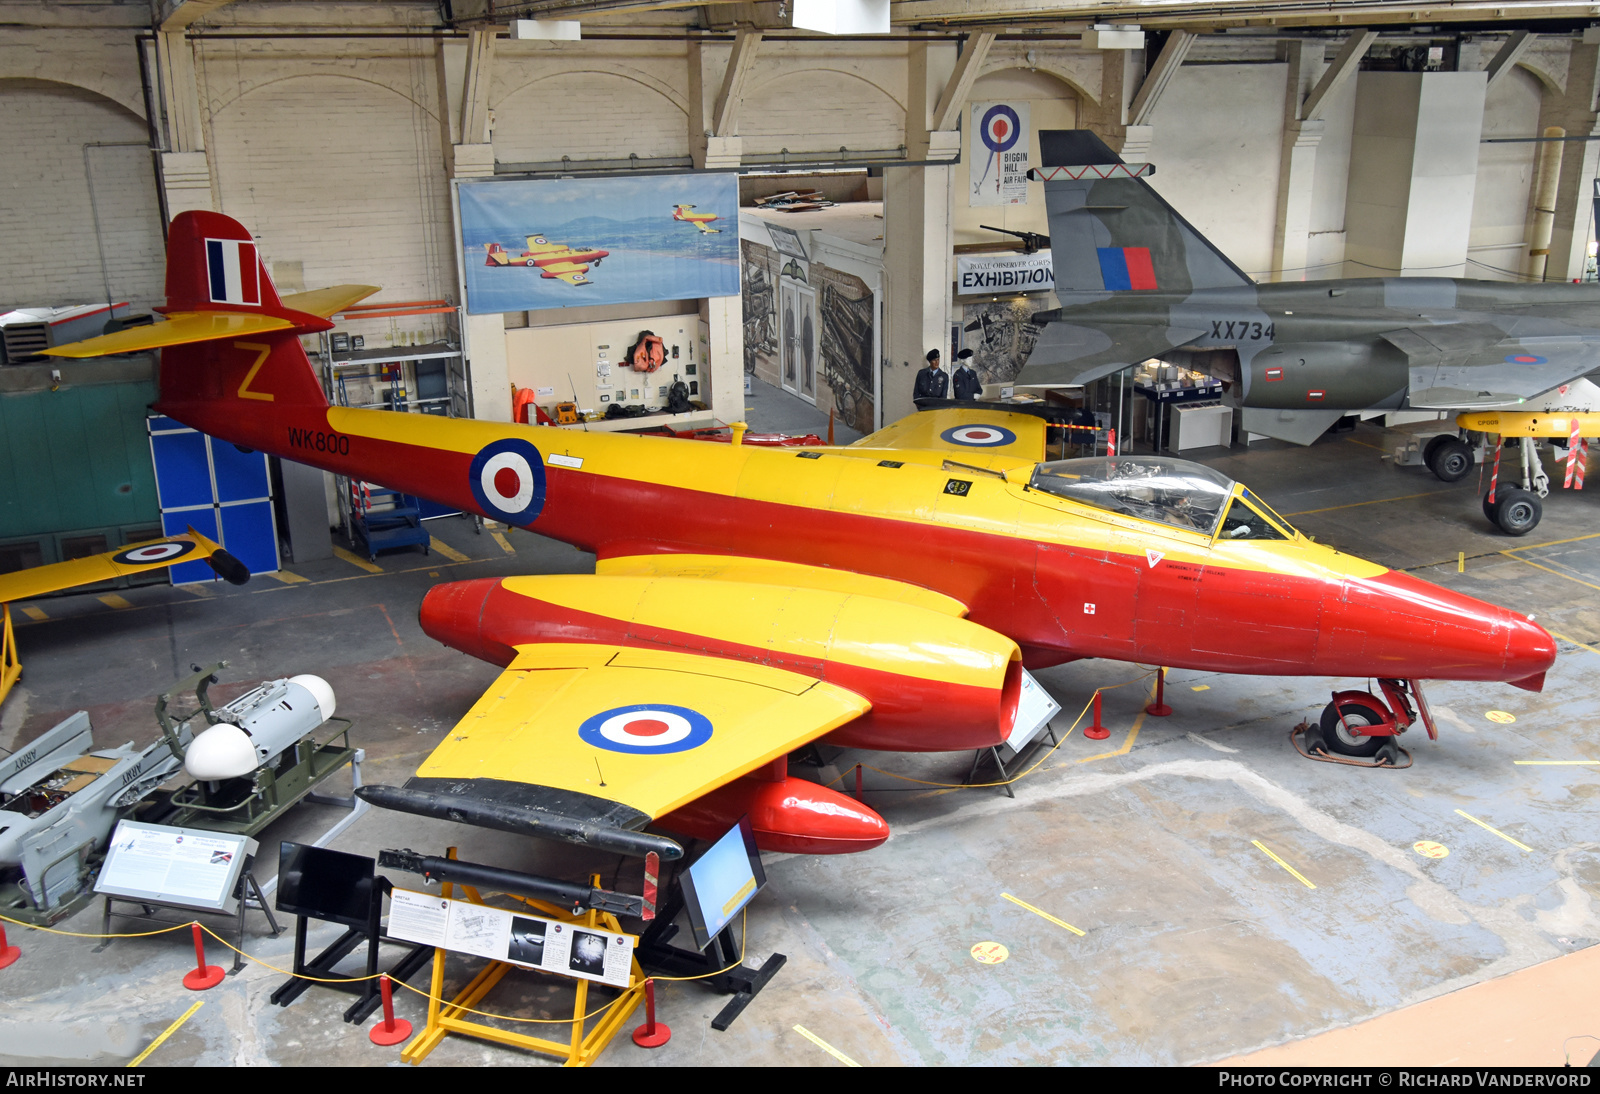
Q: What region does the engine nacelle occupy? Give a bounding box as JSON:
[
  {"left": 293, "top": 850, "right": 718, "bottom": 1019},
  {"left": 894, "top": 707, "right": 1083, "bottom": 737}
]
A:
[
  {"left": 1243, "top": 340, "right": 1407, "bottom": 410},
  {"left": 420, "top": 575, "right": 1022, "bottom": 751}
]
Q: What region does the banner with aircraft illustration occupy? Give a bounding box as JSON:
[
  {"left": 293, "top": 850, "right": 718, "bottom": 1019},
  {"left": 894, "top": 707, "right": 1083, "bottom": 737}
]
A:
[{"left": 458, "top": 173, "right": 741, "bottom": 314}]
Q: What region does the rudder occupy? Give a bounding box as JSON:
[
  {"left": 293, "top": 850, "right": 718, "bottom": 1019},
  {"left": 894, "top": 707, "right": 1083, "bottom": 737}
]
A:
[{"left": 1036, "top": 130, "right": 1253, "bottom": 295}]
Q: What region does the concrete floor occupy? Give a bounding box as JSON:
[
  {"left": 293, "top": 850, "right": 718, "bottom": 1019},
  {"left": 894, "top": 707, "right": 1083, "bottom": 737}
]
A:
[{"left": 1, "top": 384, "right": 1596, "bottom": 1067}]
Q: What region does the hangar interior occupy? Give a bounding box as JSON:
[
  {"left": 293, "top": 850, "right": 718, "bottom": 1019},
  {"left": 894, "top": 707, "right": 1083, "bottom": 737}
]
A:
[{"left": 1, "top": 0, "right": 1599, "bottom": 1069}]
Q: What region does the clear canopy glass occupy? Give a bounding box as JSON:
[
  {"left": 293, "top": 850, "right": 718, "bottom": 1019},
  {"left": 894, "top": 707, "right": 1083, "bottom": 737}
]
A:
[{"left": 1028, "top": 456, "right": 1237, "bottom": 535}]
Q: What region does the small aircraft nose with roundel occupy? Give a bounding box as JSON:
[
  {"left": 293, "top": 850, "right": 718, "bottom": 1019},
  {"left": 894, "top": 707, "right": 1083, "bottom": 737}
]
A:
[{"left": 43, "top": 209, "right": 1559, "bottom": 864}]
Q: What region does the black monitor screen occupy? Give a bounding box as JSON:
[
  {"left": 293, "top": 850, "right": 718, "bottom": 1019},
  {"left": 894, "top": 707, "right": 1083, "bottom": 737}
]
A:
[
  {"left": 276, "top": 842, "right": 375, "bottom": 926},
  {"left": 680, "top": 816, "right": 765, "bottom": 951}
]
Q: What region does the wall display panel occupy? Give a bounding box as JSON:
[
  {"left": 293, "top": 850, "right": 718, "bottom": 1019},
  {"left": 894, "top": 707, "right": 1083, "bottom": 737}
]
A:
[{"left": 460, "top": 174, "right": 740, "bottom": 315}]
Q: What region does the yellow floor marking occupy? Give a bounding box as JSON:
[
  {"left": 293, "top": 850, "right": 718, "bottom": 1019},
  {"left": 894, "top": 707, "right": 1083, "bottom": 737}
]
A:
[
  {"left": 428, "top": 537, "right": 471, "bottom": 563},
  {"left": 1191, "top": 684, "right": 1210, "bottom": 692},
  {"left": 268, "top": 570, "right": 308, "bottom": 584},
  {"left": 97, "top": 594, "right": 133, "bottom": 610},
  {"left": 1284, "top": 490, "right": 1453, "bottom": 517},
  {"left": 19, "top": 606, "right": 47, "bottom": 621},
  {"left": 1002, "top": 892, "right": 1085, "bottom": 936},
  {"left": 1414, "top": 841, "right": 1449, "bottom": 859},
  {"left": 128, "top": 1001, "right": 204, "bottom": 1067},
  {"left": 181, "top": 583, "right": 213, "bottom": 598},
  {"left": 1252, "top": 840, "right": 1317, "bottom": 889},
  {"left": 1514, "top": 760, "right": 1600, "bottom": 765},
  {"left": 332, "top": 546, "right": 384, "bottom": 574},
  {"left": 1485, "top": 710, "right": 1516, "bottom": 724},
  {"left": 1553, "top": 632, "right": 1600, "bottom": 659},
  {"left": 1076, "top": 679, "right": 1156, "bottom": 764},
  {"left": 1502, "top": 531, "right": 1600, "bottom": 552},
  {"left": 970, "top": 941, "right": 1009, "bottom": 964},
  {"left": 490, "top": 530, "right": 515, "bottom": 555},
  {"left": 1343, "top": 436, "right": 1390, "bottom": 452},
  {"left": 1500, "top": 552, "right": 1600, "bottom": 593},
  {"left": 792, "top": 1025, "right": 860, "bottom": 1067},
  {"left": 1455, "top": 809, "right": 1533, "bottom": 853}
]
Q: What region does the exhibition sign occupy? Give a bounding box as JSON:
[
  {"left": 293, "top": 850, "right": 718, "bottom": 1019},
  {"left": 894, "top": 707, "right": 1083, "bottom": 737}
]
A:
[
  {"left": 96, "top": 820, "right": 255, "bottom": 913},
  {"left": 458, "top": 173, "right": 741, "bottom": 314},
  {"left": 389, "top": 888, "right": 637, "bottom": 988},
  {"left": 956, "top": 251, "right": 1055, "bottom": 295},
  {"left": 970, "top": 101, "right": 1030, "bottom": 207}
]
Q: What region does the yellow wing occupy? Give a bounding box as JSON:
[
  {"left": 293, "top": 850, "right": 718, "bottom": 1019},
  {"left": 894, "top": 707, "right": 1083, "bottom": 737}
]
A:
[
  {"left": 393, "top": 643, "right": 867, "bottom": 851},
  {"left": 279, "top": 285, "right": 380, "bottom": 318},
  {"left": 541, "top": 262, "right": 591, "bottom": 285},
  {"left": 40, "top": 312, "right": 293, "bottom": 358},
  {"left": 0, "top": 529, "right": 244, "bottom": 603},
  {"left": 850, "top": 407, "right": 1051, "bottom": 462}
]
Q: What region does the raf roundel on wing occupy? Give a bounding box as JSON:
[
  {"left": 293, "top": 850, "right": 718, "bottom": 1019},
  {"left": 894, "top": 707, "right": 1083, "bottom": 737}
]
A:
[
  {"left": 578, "top": 705, "right": 714, "bottom": 755},
  {"left": 113, "top": 541, "right": 197, "bottom": 565},
  {"left": 941, "top": 424, "right": 1018, "bottom": 448},
  {"left": 469, "top": 438, "right": 548, "bottom": 525}
]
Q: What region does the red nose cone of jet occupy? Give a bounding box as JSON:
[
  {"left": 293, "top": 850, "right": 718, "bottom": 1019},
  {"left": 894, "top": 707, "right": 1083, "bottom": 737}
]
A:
[{"left": 1326, "top": 571, "right": 1556, "bottom": 687}]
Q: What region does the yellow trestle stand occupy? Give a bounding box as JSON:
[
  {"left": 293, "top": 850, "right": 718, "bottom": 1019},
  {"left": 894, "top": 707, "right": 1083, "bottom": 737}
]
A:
[
  {"left": 1, "top": 605, "right": 21, "bottom": 707},
  {"left": 400, "top": 856, "right": 646, "bottom": 1067}
]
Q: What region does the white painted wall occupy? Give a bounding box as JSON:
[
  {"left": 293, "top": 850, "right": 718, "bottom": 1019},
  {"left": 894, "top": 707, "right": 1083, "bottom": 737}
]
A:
[
  {"left": 1467, "top": 66, "right": 1541, "bottom": 281},
  {"left": 1143, "top": 63, "right": 1289, "bottom": 279},
  {"left": 1305, "top": 72, "right": 1357, "bottom": 280}
]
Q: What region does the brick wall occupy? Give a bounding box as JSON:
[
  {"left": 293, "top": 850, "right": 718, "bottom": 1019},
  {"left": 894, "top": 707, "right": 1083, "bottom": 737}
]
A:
[{"left": 0, "top": 78, "right": 165, "bottom": 313}]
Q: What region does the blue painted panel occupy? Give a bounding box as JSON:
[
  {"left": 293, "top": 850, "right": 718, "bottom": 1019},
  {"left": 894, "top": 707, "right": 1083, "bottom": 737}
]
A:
[
  {"left": 150, "top": 430, "right": 213, "bottom": 509},
  {"left": 219, "top": 501, "right": 279, "bottom": 575},
  {"left": 163, "top": 507, "right": 219, "bottom": 585},
  {"left": 208, "top": 440, "right": 271, "bottom": 503}
]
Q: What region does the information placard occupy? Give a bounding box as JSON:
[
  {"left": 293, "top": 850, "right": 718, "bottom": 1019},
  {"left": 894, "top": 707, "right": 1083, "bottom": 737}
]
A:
[
  {"left": 389, "top": 889, "right": 636, "bottom": 989},
  {"left": 96, "top": 821, "right": 256, "bottom": 913}
]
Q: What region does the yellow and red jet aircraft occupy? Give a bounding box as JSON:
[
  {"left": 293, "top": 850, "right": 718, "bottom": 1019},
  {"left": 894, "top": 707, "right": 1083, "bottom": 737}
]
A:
[
  {"left": 483, "top": 236, "right": 609, "bottom": 285},
  {"left": 46, "top": 211, "right": 1557, "bottom": 861},
  {"left": 0, "top": 529, "right": 248, "bottom": 707},
  {"left": 671, "top": 204, "right": 721, "bottom": 234}
]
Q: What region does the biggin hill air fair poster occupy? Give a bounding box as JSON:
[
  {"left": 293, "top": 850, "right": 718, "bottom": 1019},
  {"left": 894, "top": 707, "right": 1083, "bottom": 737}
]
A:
[{"left": 459, "top": 173, "right": 741, "bottom": 315}]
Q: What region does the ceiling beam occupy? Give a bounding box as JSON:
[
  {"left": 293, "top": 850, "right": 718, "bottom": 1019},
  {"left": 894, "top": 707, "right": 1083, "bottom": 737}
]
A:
[
  {"left": 1128, "top": 30, "right": 1195, "bottom": 127},
  {"left": 1301, "top": 29, "right": 1376, "bottom": 122},
  {"left": 932, "top": 31, "right": 997, "bottom": 132},
  {"left": 157, "top": 0, "right": 239, "bottom": 32},
  {"left": 712, "top": 28, "right": 762, "bottom": 138},
  {"left": 1485, "top": 30, "right": 1537, "bottom": 91}
]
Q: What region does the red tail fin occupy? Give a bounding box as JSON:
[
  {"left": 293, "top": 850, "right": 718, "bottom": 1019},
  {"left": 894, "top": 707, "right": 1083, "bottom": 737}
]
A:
[{"left": 164, "top": 210, "right": 286, "bottom": 313}]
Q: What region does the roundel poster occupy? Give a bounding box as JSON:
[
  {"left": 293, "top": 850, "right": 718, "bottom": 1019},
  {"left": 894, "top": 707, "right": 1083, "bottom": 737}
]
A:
[{"left": 970, "top": 101, "right": 1030, "bottom": 207}]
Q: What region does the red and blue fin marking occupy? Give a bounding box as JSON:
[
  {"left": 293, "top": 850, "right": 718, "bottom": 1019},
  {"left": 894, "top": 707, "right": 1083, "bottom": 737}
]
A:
[
  {"left": 206, "top": 238, "right": 260, "bottom": 305},
  {"left": 1096, "top": 246, "right": 1158, "bottom": 291}
]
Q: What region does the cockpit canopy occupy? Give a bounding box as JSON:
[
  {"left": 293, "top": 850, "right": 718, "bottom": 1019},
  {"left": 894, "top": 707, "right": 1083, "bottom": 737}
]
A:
[{"left": 1028, "top": 457, "right": 1239, "bottom": 536}]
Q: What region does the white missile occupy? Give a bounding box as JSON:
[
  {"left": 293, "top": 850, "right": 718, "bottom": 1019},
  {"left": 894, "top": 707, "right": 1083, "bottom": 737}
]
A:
[{"left": 184, "top": 675, "right": 337, "bottom": 781}]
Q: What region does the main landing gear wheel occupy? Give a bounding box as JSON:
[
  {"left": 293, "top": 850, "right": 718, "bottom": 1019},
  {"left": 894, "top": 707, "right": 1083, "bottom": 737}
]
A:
[
  {"left": 1429, "top": 438, "right": 1474, "bottom": 482},
  {"left": 1423, "top": 434, "right": 1453, "bottom": 471},
  {"left": 1319, "top": 697, "right": 1388, "bottom": 758},
  {"left": 1490, "top": 487, "right": 1541, "bottom": 536}
]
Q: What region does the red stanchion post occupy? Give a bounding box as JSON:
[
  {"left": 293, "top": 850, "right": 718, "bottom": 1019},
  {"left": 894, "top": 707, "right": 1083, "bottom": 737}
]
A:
[
  {"left": 1146, "top": 667, "right": 1172, "bottom": 717},
  {"left": 369, "top": 974, "right": 413, "bottom": 1045},
  {"left": 632, "top": 977, "right": 672, "bottom": 1048},
  {"left": 1084, "top": 691, "right": 1110, "bottom": 741},
  {"left": 182, "top": 923, "right": 225, "bottom": 990},
  {"left": 0, "top": 922, "right": 21, "bottom": 969}
]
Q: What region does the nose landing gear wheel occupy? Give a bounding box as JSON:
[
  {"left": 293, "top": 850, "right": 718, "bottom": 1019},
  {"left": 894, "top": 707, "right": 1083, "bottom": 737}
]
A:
[
  {"left": 1489, "top": 487, "right": 1541, "bottom": 536},
  {"left": 1320, "top": 697, "right": 1388, "bottom": 759}
]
